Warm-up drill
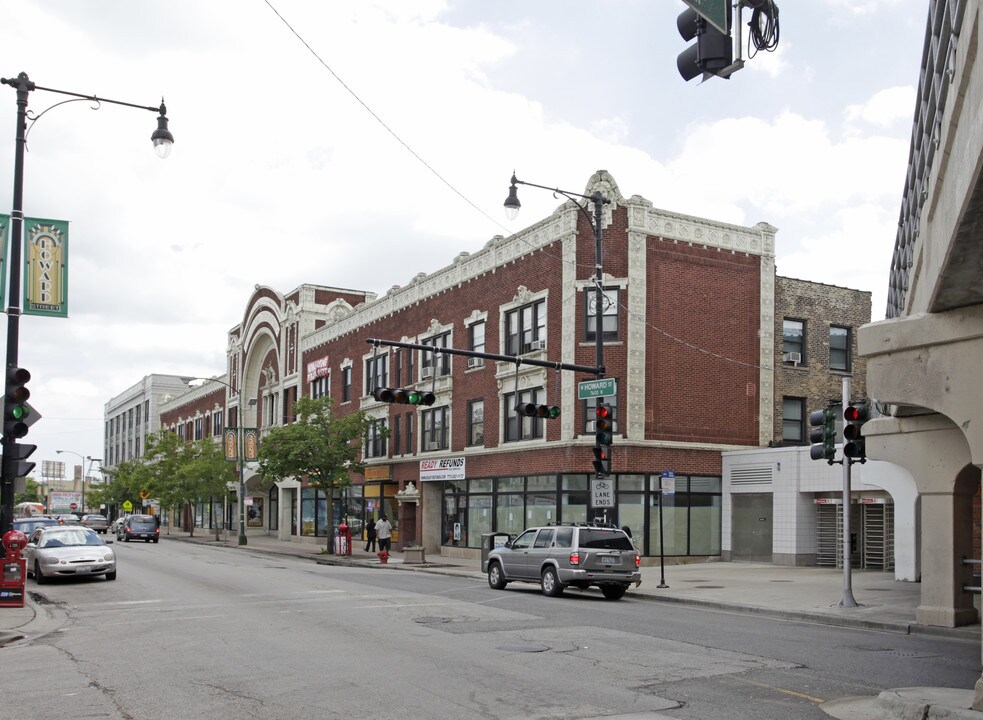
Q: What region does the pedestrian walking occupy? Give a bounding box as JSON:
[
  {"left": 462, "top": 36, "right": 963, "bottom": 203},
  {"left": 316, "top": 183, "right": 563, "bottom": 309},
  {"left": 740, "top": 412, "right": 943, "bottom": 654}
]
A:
[
  {"left": 364, "top": 516, "right": 377, "bottom": 552},
  {"left": 375, "top": 514, "right": 393, "bottom": 553}
]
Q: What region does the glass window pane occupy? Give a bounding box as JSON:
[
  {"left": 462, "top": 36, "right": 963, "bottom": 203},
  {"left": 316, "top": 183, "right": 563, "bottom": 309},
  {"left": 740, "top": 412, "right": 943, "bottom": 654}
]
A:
[
  {"left": 526, "top": 493, "right": 556, "bottom": 527},
  {"left": 689, "top": 495, "right": 721, "bottom": 555},
  {"left": 496, "top": 494, "right": 525, "bottom": 536},
  {"left": 526, "top": 475, "right": 556, "bottom": 491},
  {"left": 467, "top": 495, "right": 492, "bottom": 549}
]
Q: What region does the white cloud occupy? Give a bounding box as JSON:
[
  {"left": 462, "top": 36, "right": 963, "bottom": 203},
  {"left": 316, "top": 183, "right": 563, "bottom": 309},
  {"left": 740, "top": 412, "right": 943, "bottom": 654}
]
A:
[{"left": 845, "top": 86, "right": 917, "bottom": 128}]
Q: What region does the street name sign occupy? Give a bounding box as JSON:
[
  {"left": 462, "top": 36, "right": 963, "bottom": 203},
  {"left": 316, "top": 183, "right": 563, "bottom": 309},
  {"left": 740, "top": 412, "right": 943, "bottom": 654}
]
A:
[
  {"left": 682, "top": 0, "right": 729, "bottom": 34},
  {"left": 578, "top": 378, "right": 617, "bottom": 400}
]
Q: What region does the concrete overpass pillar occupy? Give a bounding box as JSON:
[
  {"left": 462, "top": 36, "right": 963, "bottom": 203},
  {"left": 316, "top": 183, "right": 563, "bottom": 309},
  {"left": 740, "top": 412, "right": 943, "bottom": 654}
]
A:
[{"left": 864, "top": 415, "right": 979, "bottom": 627}]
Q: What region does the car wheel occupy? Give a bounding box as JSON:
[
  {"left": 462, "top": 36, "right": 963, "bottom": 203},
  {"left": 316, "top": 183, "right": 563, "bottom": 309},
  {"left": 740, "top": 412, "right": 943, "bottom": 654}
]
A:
[
  {"left": 153, "top": 539, "right": 159, "bottom": 544},
  {"left": 34, "top": 561, "right": 47, "bottom": 585},
  {"left": 541, "top": 566, "right": 563, "bottom": 597},
  {"left": 105, "top": 570, "right": 117, "bottom": 581},
  {"left": 487, "top": 561, "right": 508, "bottom": 590},
  {"left": 601, "top": 584, "right": 628, "bottom": 600}
]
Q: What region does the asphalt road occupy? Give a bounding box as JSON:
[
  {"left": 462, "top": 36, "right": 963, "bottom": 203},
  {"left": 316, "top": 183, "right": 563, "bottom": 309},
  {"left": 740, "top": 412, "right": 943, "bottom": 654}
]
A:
[{"left": 3, "top": 539, "right": 978, "bottom": 720}]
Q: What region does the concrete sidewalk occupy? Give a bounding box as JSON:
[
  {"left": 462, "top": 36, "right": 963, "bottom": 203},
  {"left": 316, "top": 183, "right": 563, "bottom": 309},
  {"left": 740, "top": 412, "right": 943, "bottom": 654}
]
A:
[{"left": 3, "top": 530, "right": 981, "bottom": 719}]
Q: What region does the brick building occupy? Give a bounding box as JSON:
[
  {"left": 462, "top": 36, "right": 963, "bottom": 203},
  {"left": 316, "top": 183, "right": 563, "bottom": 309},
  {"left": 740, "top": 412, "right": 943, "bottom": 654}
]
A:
[{"left": 139, "top": 171, "right": 872, "bottom": 564}]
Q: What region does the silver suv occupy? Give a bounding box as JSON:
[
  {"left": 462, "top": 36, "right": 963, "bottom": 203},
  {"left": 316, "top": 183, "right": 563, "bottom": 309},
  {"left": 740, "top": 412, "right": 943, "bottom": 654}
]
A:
[{"left": 484, "top": 523, "right": 640, "bottom": 600}]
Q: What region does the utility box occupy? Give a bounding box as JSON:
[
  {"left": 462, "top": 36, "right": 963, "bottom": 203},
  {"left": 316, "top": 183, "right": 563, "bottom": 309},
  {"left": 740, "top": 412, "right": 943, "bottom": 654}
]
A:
[{"left": 480, "top": 533, "right": 512, "bottom": 572}]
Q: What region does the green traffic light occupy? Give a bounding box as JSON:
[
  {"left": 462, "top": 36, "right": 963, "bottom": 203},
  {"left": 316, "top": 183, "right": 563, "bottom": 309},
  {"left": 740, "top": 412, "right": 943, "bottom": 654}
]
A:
[
  {"left": 10, "top": 404, "right": 28, "bottom": 420},
  {"left": 407, "top": 391, "right": 422, "bottom": 404}
]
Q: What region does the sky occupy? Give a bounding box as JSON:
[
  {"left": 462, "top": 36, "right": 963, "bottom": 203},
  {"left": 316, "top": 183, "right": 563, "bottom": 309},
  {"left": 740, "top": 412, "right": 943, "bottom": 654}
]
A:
[{"left": 0, "top": 0, "right": 926, "bottom": 483}]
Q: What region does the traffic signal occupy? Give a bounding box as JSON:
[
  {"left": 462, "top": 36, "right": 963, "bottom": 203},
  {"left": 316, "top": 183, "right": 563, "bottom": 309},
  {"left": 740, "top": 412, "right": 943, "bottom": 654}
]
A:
[
  {"left": 372, "top": 387, "right": 436, "bottom": 406},
  {"left": 4, "top": 442, "right": 37, "bottom": 478},
  {"left": 4, "top": 367, "right": 36, "bottom": 439},
  {"left": 843, "top": 401, "right": 870, "bottom": 462},
  {"left": 808, "top": 407, "right": 836, "bottom": 463},
  {"left": 676, "top": 7, "right": 733, "bottom": 82},
  {"left": 515, "top": 402, "right": 560, "bottom": 419},
  {"left": 593, "top": 403, "right": 614, "bottom": 476}
]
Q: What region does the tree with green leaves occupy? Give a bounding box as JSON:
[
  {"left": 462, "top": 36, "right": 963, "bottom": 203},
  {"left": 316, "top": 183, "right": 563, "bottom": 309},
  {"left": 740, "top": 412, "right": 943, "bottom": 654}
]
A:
[
  {"left": 257, "top": 396, "right": 382, "bottom": 552},
  {"left": 180, "top": 437, "right": 237, "bottom": 541}
]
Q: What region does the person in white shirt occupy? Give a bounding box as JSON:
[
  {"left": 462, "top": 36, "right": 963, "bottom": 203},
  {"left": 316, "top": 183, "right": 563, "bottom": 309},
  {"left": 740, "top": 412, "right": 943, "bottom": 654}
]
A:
[{"left": 375, "top": 514, "right": 393, "bottom": 552}]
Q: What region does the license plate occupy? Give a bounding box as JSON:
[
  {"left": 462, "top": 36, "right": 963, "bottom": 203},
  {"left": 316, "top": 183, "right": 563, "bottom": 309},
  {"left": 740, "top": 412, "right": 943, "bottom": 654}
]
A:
[{"left": 600, "top": 555, "right": 618, "bottom": 565}]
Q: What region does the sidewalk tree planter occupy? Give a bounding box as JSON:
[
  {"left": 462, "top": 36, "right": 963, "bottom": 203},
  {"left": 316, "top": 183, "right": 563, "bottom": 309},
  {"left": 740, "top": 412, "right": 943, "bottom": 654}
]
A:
[{"left": 403, "top": 546, "right": 425, "bottom": 564}]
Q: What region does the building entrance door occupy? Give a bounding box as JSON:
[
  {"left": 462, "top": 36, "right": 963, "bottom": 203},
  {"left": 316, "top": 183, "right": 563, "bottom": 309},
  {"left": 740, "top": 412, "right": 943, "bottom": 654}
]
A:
[{"left": 731, "top": 493, "right": 772, "bottom": 562}]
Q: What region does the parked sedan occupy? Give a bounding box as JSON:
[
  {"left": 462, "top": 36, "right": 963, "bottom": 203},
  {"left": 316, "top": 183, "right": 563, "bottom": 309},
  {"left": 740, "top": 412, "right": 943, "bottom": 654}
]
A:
[
  {"left": 117, "top": 514, "right": 159, "bottom": 543},
  {"left": 12, "top": 517, "right": 59, "bottom": 535},
  {"left": 24, "top": 526, "right": 116, "bottom": 583},
  {"left": 80, "top": 514, "right": 110, "bottom": 534}
]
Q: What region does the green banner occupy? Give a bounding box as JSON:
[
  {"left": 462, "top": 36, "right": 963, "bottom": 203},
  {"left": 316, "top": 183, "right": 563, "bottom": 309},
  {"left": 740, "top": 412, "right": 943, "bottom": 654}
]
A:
[
  {"left": 23, "top": 217, "right": 69, "bottom": 318},
  {"left": 0, "top": 214, "right": 8, "bottom": 309}
]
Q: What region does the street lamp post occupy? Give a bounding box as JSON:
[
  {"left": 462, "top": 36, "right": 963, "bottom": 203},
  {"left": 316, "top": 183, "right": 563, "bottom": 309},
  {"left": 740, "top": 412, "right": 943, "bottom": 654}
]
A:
[
  {"left": 0, "top": 72, "right": 173, "bottom": 536},
  {"left": 55, "top": 450, "right": 101, "bottom": 514},
  {"left": 504, "top": 174, "right": 610, "bottom": 382}
]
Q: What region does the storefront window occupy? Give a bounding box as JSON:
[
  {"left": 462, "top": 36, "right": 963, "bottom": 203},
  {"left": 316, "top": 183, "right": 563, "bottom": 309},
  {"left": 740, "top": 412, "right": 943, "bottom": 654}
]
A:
[
  {"left": 437, "top": 473, "right": 720, "bottom": 557},
  {"left": 617, "top": 492, "right": 645, "bottom": 542},
  {"left": 496, "top": 492, "right": 524, "bottom": 537},
  {"left": 468, "top": 495, "right": 492, "bottom": 547},
  {"left": 526, "top": 492, "right": 556, "bottom": 527}
]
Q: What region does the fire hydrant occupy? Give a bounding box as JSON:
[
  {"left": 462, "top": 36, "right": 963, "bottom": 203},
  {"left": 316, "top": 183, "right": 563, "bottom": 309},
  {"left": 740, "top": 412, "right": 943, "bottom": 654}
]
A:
[{"left": 377, "top": 550, "right": 389, "bottom": 564}]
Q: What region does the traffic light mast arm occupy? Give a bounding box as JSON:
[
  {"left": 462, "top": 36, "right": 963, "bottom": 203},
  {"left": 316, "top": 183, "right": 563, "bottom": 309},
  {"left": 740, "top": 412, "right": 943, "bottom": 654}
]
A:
[{"left": 365, "top": 338, "right": 604, "bottom": 377}]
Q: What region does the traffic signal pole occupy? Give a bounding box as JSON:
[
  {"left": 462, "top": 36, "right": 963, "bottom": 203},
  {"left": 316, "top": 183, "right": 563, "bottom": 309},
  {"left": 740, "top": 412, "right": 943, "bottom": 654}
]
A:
[
  {"left": 839, "top": 376, "right": 858, "bottom": 608},
  {"left": 365, "top": 338, "right": 603, "bottom": 378},
  {"left": 0, "top": 75, "right": 30, "bottom": 538}
]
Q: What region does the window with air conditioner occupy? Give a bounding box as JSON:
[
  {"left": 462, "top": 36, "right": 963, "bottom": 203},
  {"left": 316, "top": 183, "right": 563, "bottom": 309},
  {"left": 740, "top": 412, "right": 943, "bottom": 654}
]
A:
[
  {"left": 421, "top": 331, "right": 451, "bottom": 377},
  {"left": 505, "top": 299, "right": 546, "bottom": 355},
  {"left": 422, "top": 406, "right": 448, "bottom": 451},
  {"left": 782, "top": 318, "right": 805, "bottom": 365},
  {"left": 466, "top": 357, "right": 483, "bottom": 369}
]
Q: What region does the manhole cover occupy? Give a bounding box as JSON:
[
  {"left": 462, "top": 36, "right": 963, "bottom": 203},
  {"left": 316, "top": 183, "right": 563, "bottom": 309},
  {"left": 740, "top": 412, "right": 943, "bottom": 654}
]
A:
[
  {"left": 497, "top": 643, "right": 549, "bottom": 653},
  {"left": 694, "top": 585, "right": 725, "bottom": 589},
  {"left": 414, "top": 616, "right": 479, "bottom": 625}
]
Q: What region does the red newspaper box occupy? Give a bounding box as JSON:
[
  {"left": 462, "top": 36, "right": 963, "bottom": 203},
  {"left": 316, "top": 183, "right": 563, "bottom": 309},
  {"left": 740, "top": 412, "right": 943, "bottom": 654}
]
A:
[{"left": 1, "top": 530, "right": 28, "bottom": 608}]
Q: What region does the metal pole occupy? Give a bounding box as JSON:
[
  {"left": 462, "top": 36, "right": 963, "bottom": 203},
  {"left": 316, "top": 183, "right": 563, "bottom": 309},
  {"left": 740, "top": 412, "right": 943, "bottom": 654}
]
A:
[
  {"left": 839, "top": 376, "right": 858, "bottom": 607},
  {"left": 238, "top": 414, "right": 247, "bottom": 546},
  {"left": 657, "top": 489, "right": 668, "bottom": 588},
  {"left": 592, "top": 194, "right": 605, "bottom": 381},
  {"left": 0, "top": 73, "right": 30, "bottom": 539}
]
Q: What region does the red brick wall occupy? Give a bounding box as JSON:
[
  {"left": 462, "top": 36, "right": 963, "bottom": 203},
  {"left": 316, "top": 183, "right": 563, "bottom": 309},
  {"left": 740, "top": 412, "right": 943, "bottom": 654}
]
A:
[{"left": 646, "top": 238, "right": 760, "bottom": 445}]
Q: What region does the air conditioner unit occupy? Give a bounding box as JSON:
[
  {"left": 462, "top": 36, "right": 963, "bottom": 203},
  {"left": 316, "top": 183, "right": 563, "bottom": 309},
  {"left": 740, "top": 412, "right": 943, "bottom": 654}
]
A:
[
  {"left": 421, "top": 366, "right": 434, "bottom": 380},
  {"left": 783, "top": 351, "right": 802, "bottom": 365},
  {"left": 530, "top": 339, "right": 546, "bottom": 351},
  {"left": 466, "top": 357, "right": 482, "bottom": 369},
  {"left": 585, "top": 420, "right": 596, "bottom": 432},
  {"left": 426, "top": 441, "right": 440, "bottom": 451}
]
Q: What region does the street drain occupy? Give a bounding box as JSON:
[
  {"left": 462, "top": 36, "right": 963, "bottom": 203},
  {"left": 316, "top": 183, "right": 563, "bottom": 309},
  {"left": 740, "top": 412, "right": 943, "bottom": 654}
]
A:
[
  {"left": 694, "top": 585, "right": 725, "bottom": 589},
  {"left": 497, "top": 643, "right": 549, "bottom": 653},
  {"left": 768, "top": 579, "right": 794, "bottom": 583}
]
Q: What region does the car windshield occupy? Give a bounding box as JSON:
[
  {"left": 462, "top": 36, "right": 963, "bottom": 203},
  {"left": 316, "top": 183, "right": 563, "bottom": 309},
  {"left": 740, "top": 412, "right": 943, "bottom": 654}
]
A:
[
  {"left": 579, "top": 529, "right": 633, "bottom": 550},
  {"left": 40, "top": 530, "right": 105, "bottom": 548}
]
